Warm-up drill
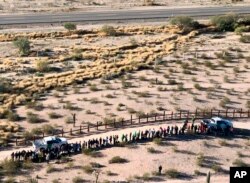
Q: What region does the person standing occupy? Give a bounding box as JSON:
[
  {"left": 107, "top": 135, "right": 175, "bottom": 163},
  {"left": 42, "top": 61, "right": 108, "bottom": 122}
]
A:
[{"left": 158, "top": 165, "right": 162, "bottom": 175}]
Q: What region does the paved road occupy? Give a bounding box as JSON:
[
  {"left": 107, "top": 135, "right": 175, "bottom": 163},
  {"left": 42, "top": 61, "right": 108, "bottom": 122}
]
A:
[{"left": 0, "top": 6, "right": 249, "bottom": 25}]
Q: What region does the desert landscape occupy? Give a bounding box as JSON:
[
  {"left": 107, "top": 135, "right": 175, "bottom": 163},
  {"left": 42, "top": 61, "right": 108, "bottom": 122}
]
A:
[{"left": 0, "top": 3, "right": 250, "bottom": 183}]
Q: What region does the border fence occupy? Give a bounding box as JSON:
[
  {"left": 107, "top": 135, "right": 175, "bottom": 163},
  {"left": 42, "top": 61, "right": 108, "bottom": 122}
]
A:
[{"left": 15, "top": 108, "right": 250, "bottom": 146}]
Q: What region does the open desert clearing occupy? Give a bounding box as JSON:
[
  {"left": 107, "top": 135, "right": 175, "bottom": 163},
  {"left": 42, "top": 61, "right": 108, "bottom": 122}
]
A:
[
  {"left": 0, "top": 0, "right": 250, "bottom": 14},
  {"left": 0, "top": 22, "right": 249, "bottom": 136},
  {"left": 0, "top": 14, "right": 250, "bottom": 183}
]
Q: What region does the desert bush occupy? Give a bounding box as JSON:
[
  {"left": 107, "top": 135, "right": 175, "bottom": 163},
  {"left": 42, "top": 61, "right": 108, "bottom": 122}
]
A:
[
  {"left": 46, "top": 165, "right": 57, "bottom": 173},
  {"left": 170, "top": 16, "right": 199, "bottom": 29},
  {"left": 26, "top": 101, "right": 44, "bottom": 111},
  {"left": 194, "top": 83, "right": 202, "bottom": 90},
  {"left": 26, "top": 112, "right": 41, "bottom": 123},
  {"left": 168, "top": 79, "right": 177, "bottom": 85},
  {"left": 218, "top": 139, "right": 229, "bottom": 146},
  {"left": 211, "top": 164, "right": 222, "bottom": 173},
  {"left": 240, "top": 35, "right": 250, "bottom": 43},
  {"left": 153, "top": 138, "right": 163, "bottom": 146},
  {"left": 82, "top": 149, "right": 103, "bottom": 158},
  {"left": 0, "top": 78, "right": 12, "bottom": 94},
  {"left": 89, "top": 84, "right": 99, "bottom": 91},
  {"left": 233, "top": 159, "right": 248, "bottom": 167},
  {"left": 246, "top": 101, "right": 250, "bottom": 109},
  {"left": 224, "top": 75, "right": 229, "bottom": 83},
  {"left": 65, "top": 116, "right": 74, "bottom": 124},
  {"left": 210, "top": 14, "right": 238, "bottom": 31},
  {"left": 51, "top": 180, "right": 60, "bottom": 183},
  {"left": 129, "top": 38, "right": 138, "bottom": 46},
  {"left": 233, "top": 66, "right": 240, "bottom": 73},
  {"left": 0, "top": 158, "right": 22, "bottom": 175},
  {"left": 109, "top": 156, "right": 128, "bottom": 164},
  {"left": 194, "top": 170, "right": 203, "bottom": 176},
  {"left": 101, "top": 25, "right": 116, "bottom": 36},
  {"left": 235, "top": 26, "right": 249, "bottom": 35},
  {"left": 196, "top": 153, "right": 205, "bottom": 167},
  {"left": 219, "top": 97, "right": 230, "bottom": 108},
  {"left": 147, "top": 147, "right": 159, "bottom": 153},
  {"left": 36, "top": 60, "right": 50, "bottom": 72},
  {"left": 6, "top": 110, "right": 20, "bottom": 122},
  {"left": 48, "top": 112, "right": 61, "bottom": 119},
  {"left": 13, "top": 38, "right": 30, "bottom": 56},
  {"left": 82, "top": 165, "right": 94, "bottom": 174},
  {"left": 72, "top": 177, "right": 85, "bottom": 183},
  {"left": 204, "top": 61, "right": 216, "bottom": 69},
  {"left": 165, "top": 169, "right": 181, "bottom": 178},
  {"left": 42, "top": 124, "right": 55, "bottom": 134},
  {"left": 127, "top": 108, "right": 136, "bottom": 114},
  {"left": 90, "top": 162, "right": 103, "bottom": 168},
  {"left": 64, "top": 22, "right": 77, "bottom": 31}
]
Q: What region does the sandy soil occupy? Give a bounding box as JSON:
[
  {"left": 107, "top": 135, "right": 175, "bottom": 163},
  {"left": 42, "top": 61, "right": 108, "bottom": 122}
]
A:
[
  {"left": 0, "top": 23, "right": 249, "bottom": 134},
  {"left": 0, "top": 21, "right": 249, "bottom": 183},
  {"left": 1, "top": 119, "right": 249, "bottom": 183},
  {"left": 0, "top": 0, "right": 249, "bottom": 14}
]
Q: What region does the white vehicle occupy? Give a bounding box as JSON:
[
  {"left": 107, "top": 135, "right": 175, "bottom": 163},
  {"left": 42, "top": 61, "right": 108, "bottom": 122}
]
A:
[
  {"left": 33, "top": 136, "right": 67, "bottom": 151},
  {"left": 201, "top": 117, "right": 233, "bottom": 135}
]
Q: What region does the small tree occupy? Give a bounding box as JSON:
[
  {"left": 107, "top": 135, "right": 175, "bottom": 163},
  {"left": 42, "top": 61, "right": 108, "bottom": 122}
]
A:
[
  {"left": 100, "top": 25, "right": 116, "bottom": 36},
  {"left": 64, "top": 22, "right": 77, "bottom": 31},
  {"left": 13, "top": 38, "right": 30, "bottom": 56},
  {"left": 210, "top": 14, "right": 238, "bottom": 31}
]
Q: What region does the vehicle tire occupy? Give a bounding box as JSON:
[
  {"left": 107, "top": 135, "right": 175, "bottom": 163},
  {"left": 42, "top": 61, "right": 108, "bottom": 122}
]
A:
[
  {"left": 60, "top": 144, "right": 66, "bottom": 151},
  {"left": 40, "top": 148, "right": 45, "bottom": 152}
]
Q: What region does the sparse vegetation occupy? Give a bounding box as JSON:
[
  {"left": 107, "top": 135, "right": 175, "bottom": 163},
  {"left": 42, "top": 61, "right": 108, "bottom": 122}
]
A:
[
  {"left": 109, "top": 156, "right": 128, "bottom": 164},
  {"left": 64, "top": 22, "right": 77, "bottom": 31},
  {"left": 13, "top": 38, "right": 30, "bottom": 56}
]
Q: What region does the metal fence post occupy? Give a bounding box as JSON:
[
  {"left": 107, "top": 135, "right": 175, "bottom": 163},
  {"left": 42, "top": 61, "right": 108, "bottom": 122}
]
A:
[
  {"left": 139, "top": 116, "right": 140, "bottom": 124},
  {"left": 163, "top": 110, "right": 166, "bottom": 120},
  {"left": 70, "top": 128, "right": 72, "bottom": 136},
  {"left": 80, "top": 125, "right": 82, "bottom": 134},
  {"left": 114, "top": 119, "right": 116, "bottom": 128},
  {"left": 96, "top": 122, "right": 99, "bottom": 130},
  {"left": 88, "top": 124, "right": 90, "bottom": 132},
  {"left": 131, "top": 115, "right": 133, "bottom": 125},
  {"left": 146, "top": 113, "right": 148, "bottom": 123}
]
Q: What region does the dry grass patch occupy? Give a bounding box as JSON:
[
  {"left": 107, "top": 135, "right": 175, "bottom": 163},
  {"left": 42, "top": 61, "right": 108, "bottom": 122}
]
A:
[{"left": 109, "top": 156, "right": 128, "bottom": 164}]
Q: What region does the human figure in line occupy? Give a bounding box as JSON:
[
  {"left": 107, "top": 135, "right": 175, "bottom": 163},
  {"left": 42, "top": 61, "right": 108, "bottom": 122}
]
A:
[{"left": 158, "top": 165, "right": 162, "bottom": 175}]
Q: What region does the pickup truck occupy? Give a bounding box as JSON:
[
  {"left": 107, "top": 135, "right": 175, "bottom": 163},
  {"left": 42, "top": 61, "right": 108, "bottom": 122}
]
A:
[
  {"left": 201, "top": 117, "right": 233, "bottom": 135},
  {"left": 33, "top": 136, "right": 67, "bottom": 151}
]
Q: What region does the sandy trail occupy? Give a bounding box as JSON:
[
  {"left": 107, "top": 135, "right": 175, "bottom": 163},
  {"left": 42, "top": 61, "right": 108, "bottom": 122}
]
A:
[{"left": 1, "top": 119, "right": 248, "bottom": 161}]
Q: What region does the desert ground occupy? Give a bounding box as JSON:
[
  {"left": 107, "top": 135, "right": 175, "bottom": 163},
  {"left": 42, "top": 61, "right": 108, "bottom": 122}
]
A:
[
  {"left": 1, "top": 120, "right": 250, "bottom": 183},
  {"left": 0, "top": 13, "right": 250, "bottom": 183},
  {"left": 0, "top": 0, "right": 250, "bottom": 14}
]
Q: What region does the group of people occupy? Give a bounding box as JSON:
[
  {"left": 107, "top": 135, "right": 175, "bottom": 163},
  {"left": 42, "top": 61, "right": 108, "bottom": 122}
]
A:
[
  {"left": 11, "top": 119, "right": 208, "bottom": 163},
  {"left": 11, "top": 142, "right": 82, "bottom": 163}
]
